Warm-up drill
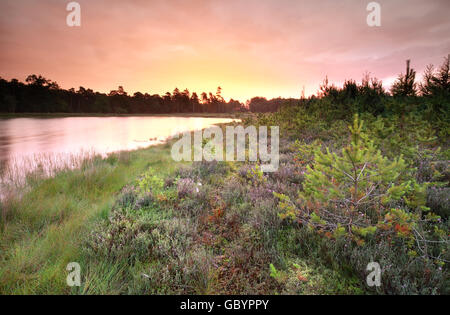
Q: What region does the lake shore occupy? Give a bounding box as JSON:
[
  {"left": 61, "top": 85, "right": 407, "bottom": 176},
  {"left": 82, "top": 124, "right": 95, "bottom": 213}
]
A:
[
  {"left": 0, "top": 137, "right": 186, "bottom": 294},
  {"left": 0, "top": 112, "right": 246, "bottom": 119}
]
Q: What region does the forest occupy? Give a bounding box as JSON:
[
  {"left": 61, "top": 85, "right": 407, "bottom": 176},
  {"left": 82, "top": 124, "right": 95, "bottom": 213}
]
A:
[{"left": 0, "top": 78, "right": 245, "bottom": 114}]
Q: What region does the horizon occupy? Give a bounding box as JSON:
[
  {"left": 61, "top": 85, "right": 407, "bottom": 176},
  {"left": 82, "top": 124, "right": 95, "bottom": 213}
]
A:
[{"left": 1, "top": 0, "right": 449, "bottom": 102}]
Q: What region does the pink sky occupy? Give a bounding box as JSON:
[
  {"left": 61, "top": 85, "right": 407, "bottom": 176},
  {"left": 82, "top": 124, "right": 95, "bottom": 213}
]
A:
[{"left": 1, "top": 0, "right": 449, "bottom": 101}]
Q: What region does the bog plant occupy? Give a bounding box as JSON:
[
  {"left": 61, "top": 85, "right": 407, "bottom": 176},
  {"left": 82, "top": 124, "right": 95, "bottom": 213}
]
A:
[
  {"left": 363, "top": 113, "right": 438, "bottom": 162},
  {"left": 139, "top": 168, "right": 164, "bottom": 194},
  {"left": 275, "top": 115, "right": 446, "bottom": 256},
  {"left": 246, "top": 164, "right": 267, "bottom": 185}
]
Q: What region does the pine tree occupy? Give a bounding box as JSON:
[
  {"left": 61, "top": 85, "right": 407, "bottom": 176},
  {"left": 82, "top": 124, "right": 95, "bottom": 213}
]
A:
[
  {"left": 391, "top": 60, "right": 417, "bottom": 97},
  {"left": 276, "top": 115, "right": 429, "bottom": 243},
  {"left": 419, "top": 55, "right": 450, "bottom": 96}
]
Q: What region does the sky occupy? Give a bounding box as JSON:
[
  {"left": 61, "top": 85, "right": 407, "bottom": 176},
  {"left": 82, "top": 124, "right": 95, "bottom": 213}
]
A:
[{"left": 0, "top": 0, "right": 449, "bottom": 101}]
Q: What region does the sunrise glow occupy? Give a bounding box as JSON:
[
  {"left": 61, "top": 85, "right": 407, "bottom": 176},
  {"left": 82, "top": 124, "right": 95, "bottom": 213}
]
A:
[{"left": 1, "top": 0, "right": 449, "bottom": 101}]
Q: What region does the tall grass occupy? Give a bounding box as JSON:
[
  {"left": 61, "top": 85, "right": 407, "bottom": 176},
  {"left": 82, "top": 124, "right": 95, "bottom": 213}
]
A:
[
  {"left": 0, "top": 150, "right": 98, "bottom": 193},
  {"left": 0, "top": 141, "right": 177, "bottom": 294}
]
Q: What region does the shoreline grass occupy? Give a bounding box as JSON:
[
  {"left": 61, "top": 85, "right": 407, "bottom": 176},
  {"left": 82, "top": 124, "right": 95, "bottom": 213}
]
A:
[{"left": 0, "top": 140, "right": 182, "bottom": 294}]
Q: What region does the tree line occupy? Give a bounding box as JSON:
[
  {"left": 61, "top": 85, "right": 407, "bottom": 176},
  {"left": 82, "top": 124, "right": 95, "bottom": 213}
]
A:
[
  {"left": 0, "top": 78, "right": 245, "bottom": 114},
  {"left": 245, "top": 55, "right": 449, "bottom": 115},
  {"left": 0, "top": 55, "right": 448, "bottom": 114}
]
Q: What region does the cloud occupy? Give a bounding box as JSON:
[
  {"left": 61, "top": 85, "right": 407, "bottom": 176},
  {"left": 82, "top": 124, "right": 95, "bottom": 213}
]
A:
[{"left": 0, "top": 0, "right": 449, "bottom": 100}]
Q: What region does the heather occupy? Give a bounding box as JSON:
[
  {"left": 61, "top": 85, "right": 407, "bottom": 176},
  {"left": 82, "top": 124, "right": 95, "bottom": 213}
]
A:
[{"left": 78, "top": 111, "right": 448, "bottom": 294}]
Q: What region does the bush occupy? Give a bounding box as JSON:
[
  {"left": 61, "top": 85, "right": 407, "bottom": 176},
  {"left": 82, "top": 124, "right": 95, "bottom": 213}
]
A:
[
  {"left": 269, "top": 163, "right": 304, "bottom": 185},
  {"left": 427, "top": 187, "right": 450, "bottom": 219},
  {"left": 177, "top": 178, "right": 197, "bottom": 198},
  {"left": 274, "top": 115, "right": 448, "bottom": 294},
  {"left": 138, "top": 168, "right": 164, "bottom": 194},
  {"left": 82, "top": 106, "right": 448, "bottom": 295},
  {"left": 134, "top": 192, "right": 154, "bottom": 210},
  {"left": 84, "top": 208, "right": 152, "bottom": 263},
  {"left": 114, "top": 186, "right": 138, "bottom": 208}
]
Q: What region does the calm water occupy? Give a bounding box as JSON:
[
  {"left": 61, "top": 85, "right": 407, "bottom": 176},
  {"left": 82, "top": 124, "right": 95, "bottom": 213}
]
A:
[{"left": 0, "top": 116, "right": 235, "bottom": 183}]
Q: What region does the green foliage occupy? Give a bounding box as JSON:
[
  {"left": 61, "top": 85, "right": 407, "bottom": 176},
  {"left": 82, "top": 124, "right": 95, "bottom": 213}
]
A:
[
  {"left": 275, "top": 115, "right": 447, "bottom": 269},
  {"left": 293, "top": 140, "right": 320, "bottom": 167},
  {"left": 248, "top": 99, "right": 448, "bottom": 294},
  {"left": 246, "top": 164, "right": 267, "bottom": 185},
  {"left": 362, "top": 113, "right": 438, "bottom": 161},
  {"left": 292, "top": 115, "right": 412, "bottom": 235},
  {"left": 0, "top": 142, "right": 178, "bottom": 294},
  {"left": 138, "top": 168, "right": 164, "bottom": 194},
  {"left": 84, "top": 207, "right": 153, "bottom": 263},
  {"left": 269, "top": 264, "right": 286, "bottom": 283},
  {"left": 273, "top": 192, "right": 296, "bottom": 220}
]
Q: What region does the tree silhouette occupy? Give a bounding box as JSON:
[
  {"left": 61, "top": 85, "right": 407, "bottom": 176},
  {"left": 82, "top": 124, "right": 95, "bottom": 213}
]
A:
[
  {"left": 420, "top": 55, "right": 450, "bottom": 96},
  {"left": 191, "top": 92, "right": 199, "bottom": 112},
  {"left": 391, "top": 60, "right": 417, "bottom": 97}
]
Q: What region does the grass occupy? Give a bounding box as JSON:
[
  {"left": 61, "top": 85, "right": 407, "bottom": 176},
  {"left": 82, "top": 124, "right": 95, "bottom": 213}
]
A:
[{"left": 0, "top": 141, "right": 180, "bottom": 294}]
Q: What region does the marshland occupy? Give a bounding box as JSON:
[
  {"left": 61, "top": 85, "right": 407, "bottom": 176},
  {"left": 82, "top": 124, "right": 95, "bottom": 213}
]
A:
[
  {"left": 0, "top": 56, "right": 449, "bottom": 294},
  {"left": 0, "top": 0, "right": 449, "bottom": 296}
]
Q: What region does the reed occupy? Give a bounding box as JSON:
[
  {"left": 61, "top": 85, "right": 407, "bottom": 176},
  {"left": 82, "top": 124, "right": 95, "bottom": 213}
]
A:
[{"left": 0, "top": 141, "right": 177, "bottom": 294}]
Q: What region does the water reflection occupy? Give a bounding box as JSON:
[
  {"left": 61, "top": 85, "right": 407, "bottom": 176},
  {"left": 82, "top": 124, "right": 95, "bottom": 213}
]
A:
[{"left": 0, "top": 116, "right": 235, "bottom": 182}]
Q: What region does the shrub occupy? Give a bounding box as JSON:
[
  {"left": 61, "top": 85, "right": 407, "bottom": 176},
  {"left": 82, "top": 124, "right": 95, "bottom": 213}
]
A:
[
  {"left": 274, "top": 115, "right": 448, "bottom": 293},
  {"left": 114, "top": 186, "right": 138, "bottom": 208},
  {"left": 277, "top": 115, "right": 419, "bottom": 237},
  {"left": 177, "top": 178, "right": 197, "bottom": 198},
  {"left": 248, "top": 185, "right": 273, "bottom": 203},
  {"left": 221, "top": 177, "right": 247, "bottom": 206},
  {"left": 175, "top": 165, "right": 196, "bottom": 180},
  {"left": 269, "top": 163, "right": 304, "bottom": 185},
  {"left": 193, "top": 160, "right": 231, "bottom": 180},
  {"left": 149, "top": 217, "right": 195, "bottom": 260},
  {"left": 134, "top": 192, "right": 154, "bottom": 210},
  {"left": 138, "top": 168, "right": 164, "bottom": 194},
  {"left": 246, "top": 164, "right": 267, "bottom": 186},
  {"left": 84, "top": 208, "right": 152, "bottom": 263},
  {"left": 427, "top": 187, "right": 450, "bottom": 219}
]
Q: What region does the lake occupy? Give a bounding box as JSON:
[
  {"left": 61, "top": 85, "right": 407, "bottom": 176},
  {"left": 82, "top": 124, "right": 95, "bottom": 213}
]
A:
[{"left": 0, "top": 116, "right": 236, "bottom": 185}]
